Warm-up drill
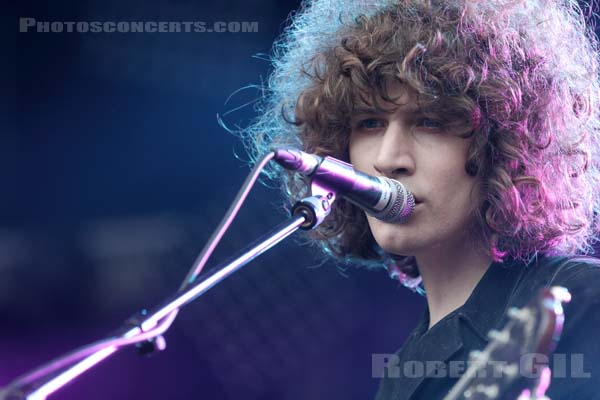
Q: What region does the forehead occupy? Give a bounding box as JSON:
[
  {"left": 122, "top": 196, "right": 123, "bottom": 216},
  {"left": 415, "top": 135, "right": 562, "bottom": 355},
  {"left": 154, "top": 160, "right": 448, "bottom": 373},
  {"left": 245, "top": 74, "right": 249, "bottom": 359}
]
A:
[{"left": 351, "top": 82, "right": 423, "bottom": 115}]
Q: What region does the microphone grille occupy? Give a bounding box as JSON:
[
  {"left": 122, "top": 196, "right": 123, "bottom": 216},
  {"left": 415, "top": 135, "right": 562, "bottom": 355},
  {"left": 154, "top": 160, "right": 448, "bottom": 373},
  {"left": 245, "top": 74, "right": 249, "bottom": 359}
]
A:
[{"left": 382, "top": 179, "right": 415, "bottom": 223}]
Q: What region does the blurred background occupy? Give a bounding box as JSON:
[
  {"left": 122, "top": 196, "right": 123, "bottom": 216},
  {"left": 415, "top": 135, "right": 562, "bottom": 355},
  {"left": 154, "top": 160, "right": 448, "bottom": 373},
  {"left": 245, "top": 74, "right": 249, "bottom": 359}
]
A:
[
  {"left": 7, "top": 1, "right": 424, "bottom": 399},
  {"left": 7, "top": 1, "right": 600, "bottom": 399}
]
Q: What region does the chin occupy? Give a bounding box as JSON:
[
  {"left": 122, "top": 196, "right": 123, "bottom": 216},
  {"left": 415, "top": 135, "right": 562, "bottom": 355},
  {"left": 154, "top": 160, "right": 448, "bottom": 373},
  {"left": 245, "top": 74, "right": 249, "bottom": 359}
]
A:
[
  {"left": 378, "top": 241, "right": 420, "bottom": 258},
  {"left": 367, "top": 219, "right": 421, "bottom": 256}
]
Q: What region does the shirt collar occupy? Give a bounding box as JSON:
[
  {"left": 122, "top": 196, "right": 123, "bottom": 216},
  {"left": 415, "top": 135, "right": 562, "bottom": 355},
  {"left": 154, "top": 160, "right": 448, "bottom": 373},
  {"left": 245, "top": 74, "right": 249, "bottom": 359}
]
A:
[
  {"left": 411, "top": 257, "right": 529, "bottom": 341},
  {"left": 392, "top": 257, "right": 533, "bottom": 400},
  {"left": 457, "top": 257, "right": 530, "bottom": 342}
]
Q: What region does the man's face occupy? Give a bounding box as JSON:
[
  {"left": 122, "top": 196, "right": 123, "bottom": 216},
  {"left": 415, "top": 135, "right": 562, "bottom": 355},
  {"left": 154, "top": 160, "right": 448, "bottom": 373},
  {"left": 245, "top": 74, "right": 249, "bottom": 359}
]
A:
[{"left": 348, "top": 85, "right": 480, "bottom": 258}]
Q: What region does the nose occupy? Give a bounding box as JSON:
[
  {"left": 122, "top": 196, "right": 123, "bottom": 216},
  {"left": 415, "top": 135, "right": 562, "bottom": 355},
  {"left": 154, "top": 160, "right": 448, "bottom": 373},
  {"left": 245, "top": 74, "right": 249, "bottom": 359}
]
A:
[{"left": 373, "top": 121, "right": 415, "bottom": 178}]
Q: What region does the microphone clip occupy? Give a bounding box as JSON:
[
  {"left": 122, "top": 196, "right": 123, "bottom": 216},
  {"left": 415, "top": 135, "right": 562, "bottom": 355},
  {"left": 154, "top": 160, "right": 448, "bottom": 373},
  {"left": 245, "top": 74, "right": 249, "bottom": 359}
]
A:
[{"left": 291, "top": 193, "right": 335, "bottom": 230}]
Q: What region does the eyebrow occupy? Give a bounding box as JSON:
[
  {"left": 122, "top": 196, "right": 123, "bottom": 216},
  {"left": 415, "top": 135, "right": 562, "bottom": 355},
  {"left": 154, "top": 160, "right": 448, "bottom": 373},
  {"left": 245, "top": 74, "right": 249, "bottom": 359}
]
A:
[{"left": 351, "top": 104, "right": 423, "bottom": 116}]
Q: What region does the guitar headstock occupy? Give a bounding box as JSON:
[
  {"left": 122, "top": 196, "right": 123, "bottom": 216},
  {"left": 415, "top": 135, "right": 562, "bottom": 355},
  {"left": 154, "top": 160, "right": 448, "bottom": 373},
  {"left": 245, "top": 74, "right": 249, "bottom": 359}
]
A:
[{"left": 444, "top": 286, "right": 571, "bottom": 400}]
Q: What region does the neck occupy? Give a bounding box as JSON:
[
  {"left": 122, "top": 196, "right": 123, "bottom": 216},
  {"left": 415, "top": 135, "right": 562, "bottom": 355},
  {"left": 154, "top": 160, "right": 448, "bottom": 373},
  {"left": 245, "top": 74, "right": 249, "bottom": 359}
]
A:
[{"left": 415, "top": 241, "right": 493, "bottom": 330}]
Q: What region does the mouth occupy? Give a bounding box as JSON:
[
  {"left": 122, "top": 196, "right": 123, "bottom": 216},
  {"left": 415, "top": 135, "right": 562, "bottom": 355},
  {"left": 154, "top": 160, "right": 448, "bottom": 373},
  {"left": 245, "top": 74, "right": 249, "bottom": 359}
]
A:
[{"left": 412, "top": 196, "right": 424, "bottom": 210}]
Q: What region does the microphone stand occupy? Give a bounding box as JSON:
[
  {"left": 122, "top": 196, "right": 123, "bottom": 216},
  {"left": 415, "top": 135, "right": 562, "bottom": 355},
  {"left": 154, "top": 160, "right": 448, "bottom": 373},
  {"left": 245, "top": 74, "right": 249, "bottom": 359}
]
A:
[{"left": 0, "top": 194, "right": 333, "bottom": 400}]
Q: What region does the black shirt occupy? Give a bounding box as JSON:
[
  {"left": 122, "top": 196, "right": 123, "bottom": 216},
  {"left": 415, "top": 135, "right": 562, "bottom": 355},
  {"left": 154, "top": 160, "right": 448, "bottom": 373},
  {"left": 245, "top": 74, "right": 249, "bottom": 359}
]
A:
[{"left": 374, "top": 254, "right": 600, "bottom": 400}]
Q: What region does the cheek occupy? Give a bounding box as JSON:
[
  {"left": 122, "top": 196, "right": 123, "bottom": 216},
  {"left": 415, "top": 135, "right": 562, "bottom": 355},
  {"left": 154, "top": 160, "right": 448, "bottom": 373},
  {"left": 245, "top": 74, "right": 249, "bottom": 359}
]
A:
[
  {"left": 427, "top": 176, "right": 480, "bottom": 233},
  {"left": 419, "top": 153, "right": 479, "bottom": 220},
  {"left": 348, "top": 134, "right": 375, "bottom": 168}
]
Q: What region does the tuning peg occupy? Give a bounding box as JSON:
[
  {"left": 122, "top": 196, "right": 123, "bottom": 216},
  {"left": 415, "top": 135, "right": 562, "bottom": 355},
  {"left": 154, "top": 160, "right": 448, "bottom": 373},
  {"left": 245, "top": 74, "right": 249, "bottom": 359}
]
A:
[
  {"left": 487, "top": 329, "right": 509, "bottom": 344},
  {"left": 464, "top": 384, "right": 500, "bottom": 399},
  {"left": 469, "top": 350, "right": 483, "bottom": 361},
  {"left": 507, "top": 307, "right": 529, "bottom": 322},
  {"left": 549, "top": 286, "right": 571, "bottom": 303},
  {"left": 501, "top": 363, "right": 519, "bottom": 378}
]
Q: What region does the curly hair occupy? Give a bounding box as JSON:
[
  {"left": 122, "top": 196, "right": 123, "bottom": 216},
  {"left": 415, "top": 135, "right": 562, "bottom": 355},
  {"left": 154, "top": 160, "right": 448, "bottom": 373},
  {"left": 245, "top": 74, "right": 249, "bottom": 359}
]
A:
[{"left": 241, "top": 0, "right": 600, "bottom": 290}]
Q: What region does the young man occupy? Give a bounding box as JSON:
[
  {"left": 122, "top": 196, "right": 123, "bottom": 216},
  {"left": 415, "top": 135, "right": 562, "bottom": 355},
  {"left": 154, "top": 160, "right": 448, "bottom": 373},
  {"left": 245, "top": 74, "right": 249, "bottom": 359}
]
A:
[{"left": 244, "top": 0, "right": 600, "bottom": 398}]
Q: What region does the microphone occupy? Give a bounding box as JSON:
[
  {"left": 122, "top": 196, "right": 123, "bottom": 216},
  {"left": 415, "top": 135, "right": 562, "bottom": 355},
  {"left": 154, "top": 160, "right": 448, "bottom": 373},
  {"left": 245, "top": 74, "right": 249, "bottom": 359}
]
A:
[{"left": 273, "top": 148, "right": 415, "bottom": 223}]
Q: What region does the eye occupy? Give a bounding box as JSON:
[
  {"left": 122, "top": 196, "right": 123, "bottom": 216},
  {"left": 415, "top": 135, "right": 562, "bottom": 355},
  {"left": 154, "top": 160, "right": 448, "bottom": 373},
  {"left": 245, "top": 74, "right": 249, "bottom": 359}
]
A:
[
  {"left": 353, "top": 118, "right": 386, "bottom": 131},
  {"left": 416, "top": 117, "right": 444, "bottom": 131}
]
